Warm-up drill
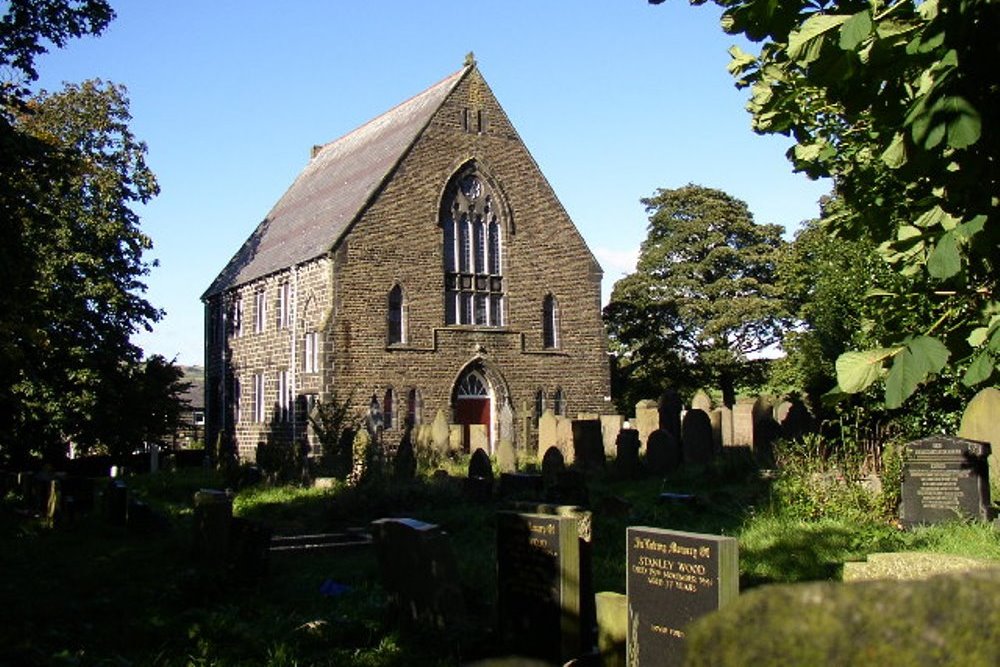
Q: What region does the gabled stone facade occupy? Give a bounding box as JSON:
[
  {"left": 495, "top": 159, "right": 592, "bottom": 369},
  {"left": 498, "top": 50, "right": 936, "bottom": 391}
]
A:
[{"left": 203, "top": 62, "right": 610, "bottom": 461}]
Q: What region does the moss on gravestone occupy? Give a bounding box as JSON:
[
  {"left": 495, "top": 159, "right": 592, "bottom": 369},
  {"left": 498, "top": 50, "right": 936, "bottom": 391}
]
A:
[{"left": 684, "top": 570, "right": 1000, "bottom": 667}]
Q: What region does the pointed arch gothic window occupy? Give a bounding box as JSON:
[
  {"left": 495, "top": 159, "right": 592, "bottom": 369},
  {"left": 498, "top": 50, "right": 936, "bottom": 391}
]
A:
[
  {"left": 543, "top": 294, "right": 560, "bottom": 349},
  {"left": 442, "top": 167, "right": 504, "bottom": 326},
  {"left": 388, "top": 284, "right": 406, "bottom": 345}
]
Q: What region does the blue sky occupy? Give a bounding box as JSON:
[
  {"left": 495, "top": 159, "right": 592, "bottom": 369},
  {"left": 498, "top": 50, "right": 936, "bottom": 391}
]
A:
[{"left": 33, "top": 0, "right": 830, "bottom": 366}]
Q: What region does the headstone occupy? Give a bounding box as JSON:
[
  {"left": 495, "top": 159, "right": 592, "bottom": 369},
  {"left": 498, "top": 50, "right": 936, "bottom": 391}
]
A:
[
  {"left": 193, "top": 489, "right": 232, "bottom": 567},
  {"left": 467, "top": 448, "right": 494, "bottom": 501},
  {"left": 899, "top": 435, "right": 992, "bottom": 527},
  {"left": 708, "top": 409, "right": 723, "bottom": 451},
  {"left": 394, "top": 431, "right": 416, "bottom": 481},
  {"left": 556, "top": 416, "right": 575, "bottom": 465},
  {"left": 774, "top": 398, "right": 811, "bottom": 440},
  {"left": 469, "top": 423, "right": 489, "bottom": 455},
  {"left": 635, "top": 400, "right": 659, "bottom": 453},
  {"left": 499, "top": 400, "right": 514, "bottom": 444},
  {"left": 538, "top": 409, "right": 558, "bottom": 462},
  {"left": 371, "top": 518, "right": 466, "bottom": 633},
  {"left": 549, "top": 469, "right": 590, "bottom": 507},
  {"left": 627, "top": 527, "right": 739, "bottom": 666},
  {"left": 615, "top": 429, "right": 641, "bottom": 478},
  {"left": 645, "top": 429, "right": 680, "bottom": 475},
  {"left": 732, "top": 400, "right": 755, "bottom": 447},
  {"left": 658, "top": 390, "right": 683, "bottom": 442},
  {"left": 718, "top": 406, "right": 734, "bottom": 448},
  {"left": 496, "top": 438, "right": 517, "bottom": 473},
  {"left": 572, "top": 419, "right": 605, "bottom": 471},
  {"left": 541, "top": 446, "right": 566, "bottom": 488},
  {"left": 958, "top": 387, "right": 1000, "bottom": 493},
  {"left": 601, "top": 414, "right": 624, "bottom": 457},
  {"left": 431, "top": 409, "right": 450, "bottom": 454},
  {"left": 497, "top": 511, "right": 581, "bottom": 663},
  {"left": 449, "top": 424, "right": 463, "bottom": 453},
  {"left": 229, "top": 516, "right": 272, "bottom": 582},
  {"left": 690, "top": 390, "right": 712, "bottom": 413},
  {"left": 681, "top": 409, "right": 714, "bottom": 465},
  {"left": 596, "top": 591, "right": 627, "bottom": 667}
]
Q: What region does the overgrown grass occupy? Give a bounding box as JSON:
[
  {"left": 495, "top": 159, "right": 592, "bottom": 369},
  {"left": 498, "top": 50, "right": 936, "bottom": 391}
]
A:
[{"left": 3, "top": 450, "right": 999, "bottom": 665}]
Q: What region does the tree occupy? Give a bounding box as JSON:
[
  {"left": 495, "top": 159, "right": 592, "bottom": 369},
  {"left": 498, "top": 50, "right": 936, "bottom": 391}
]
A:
[
  {"left": 1, "top": 2, "right": 167, "bottom": 466},
  {"left": 655, "top": 0, "right": 1000, "bottom": 408},
  {"left": 605, "top": 184, "right": 787, "bottom": 407}
]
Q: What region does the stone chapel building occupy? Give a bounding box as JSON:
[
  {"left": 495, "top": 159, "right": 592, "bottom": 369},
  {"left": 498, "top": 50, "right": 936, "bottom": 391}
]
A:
[{"left": 202, "top": 59, "right": 610, "bottom": 461}]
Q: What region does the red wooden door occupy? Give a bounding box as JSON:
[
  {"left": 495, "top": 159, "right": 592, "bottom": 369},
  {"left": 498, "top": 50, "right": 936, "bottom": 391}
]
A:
[{"left": 455, "top": 397, "right": 490, "bottom": 451}]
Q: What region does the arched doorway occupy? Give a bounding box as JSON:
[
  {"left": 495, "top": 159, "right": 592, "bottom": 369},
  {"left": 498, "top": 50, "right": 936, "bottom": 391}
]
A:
[{"left": 454, "top": 368, "right": 491, "bottom": 452}]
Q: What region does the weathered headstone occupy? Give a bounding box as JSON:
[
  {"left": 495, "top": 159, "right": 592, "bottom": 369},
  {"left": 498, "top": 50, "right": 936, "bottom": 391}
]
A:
[
  {"left": 499, "top": 399, "right": 514, "bottom": 444},
  {"left": 717, "top": 406, "right": 734, "bottom": 448},
  {"left": 469, "top": 423, "right": 489, "bottom": 455},
  {"left": 708, "top": 409, "right": 723, "bottom": 451},
  {"left": 394, "top": 431, "right": 417, "bottom": 481},
  {"left": 371, "top": 517, "right": 466, "bottom": 633},
  {"left": 448, "top": 424, "right": 463, "bottom": 453},
  {"left": 635, "top": 400, "right": 659, "bottom": 453},
  {"left": 616, "top": 429, "right": 641, "bottom": 478},
  {"left": 645, "top": 429, "right": 680, "bottom": 475},
  {"left": 774, "top": 398, "right": 811, "bottom": 440},
  {"left": 732, "top": 400, "right": 755, "bottom": 448},
  {"left": 431, "top": 409, "right": 450, "bottom": 454},
  {"left": 596, "top": 591, "right": 627, "bottom": 667},
  {"left": 497, "top": 511, "right": 581, "bottom": 663},
  {"left": 627, "top": 527, "right": 739, "bottom": 667},
  {"left": 466, "top": 448, "right": 494, "bottom": 501},
  {"left": 958, "top": 387, "right": 1000, "bottom": 493},
  {"left": 572, "top": 418, "right": 606, "bottom": 471},
  {"left": 899, "top": 435, "right": 992, "bottom": 527},
  {"left": 690, "top": 390, "right": 712, "bottom": 413},
  {"left": 681, "top": 409, "right": 714, "bottom": 465},
  {"left": 556, "top": 416, "right": 575, "bottom": 465},
  {"left": 496, "top": 438, "right": 517, "bottom": 473},
  {"left": 538, "top": 409, "right": 558, "bottom": 462},
  {"left": 601, "top": 414, "right": 625, "bottom": 457}
]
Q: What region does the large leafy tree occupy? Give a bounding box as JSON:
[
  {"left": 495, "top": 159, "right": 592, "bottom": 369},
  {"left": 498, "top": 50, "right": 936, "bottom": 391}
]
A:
[
  {"left": 605, "top": 184, "right": 787, "bottom": 407},
  {"left": 1, "top": 2, "right": 168, "bottom": 466},
  {"left": 655, "top": 0, "right": 999, "bottom": 408}
]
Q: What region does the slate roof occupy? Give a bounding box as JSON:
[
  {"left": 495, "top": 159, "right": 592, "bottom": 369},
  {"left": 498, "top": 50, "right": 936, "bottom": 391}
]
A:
[{"left": 203, "top": 66, "right": 470, "bottom": 299}]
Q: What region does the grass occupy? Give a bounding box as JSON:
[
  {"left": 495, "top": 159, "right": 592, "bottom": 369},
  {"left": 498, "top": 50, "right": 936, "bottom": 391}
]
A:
[{"left": 2, "top": 455, "right": 999, "bottom": 666}]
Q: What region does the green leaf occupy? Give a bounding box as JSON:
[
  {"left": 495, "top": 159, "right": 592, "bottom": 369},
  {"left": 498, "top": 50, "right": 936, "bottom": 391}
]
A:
[
  {"left": 839, "top": 10, "right": 872, "bottom": 51},
  {"left": 835, "top": 348, "right": 898, "bottom": 394},
  {"left": 956, "top": 214, "right": 987, "bottom": 240},
  {"left": 968, "top": 327, "right": 989, "bottom": 347},
  {"left": 864, "top": 288, "right": 897, "bottom": 298},
  {"left": 941, "top": 96, "right": 982, "bottom": 148},
  {"left": 881, "top": 132, "right": 906, "bottom": 168},
  {"left": 727, "top": 45, "right": 756, "bottom": 76},
  {"left": 962, "top": 352, "right": 994, "bottom": 386},
  {"left": 789, "top": 14, "right": 849, "bottom": 64},
  {"left": 927, "top": 231, "right": 961, "bottom": 278},
  {"left": 912, "top": 206, "right": 946, "bottom": 229},
  {"left": 885, "top": 335, "right": 950, "bottom": 408}
]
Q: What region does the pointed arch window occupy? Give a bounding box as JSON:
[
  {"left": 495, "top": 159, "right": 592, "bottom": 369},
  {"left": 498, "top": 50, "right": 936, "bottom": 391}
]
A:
[
  {"left": 442, "top": 167, "right": 504, "bottom": 327},
  {"left": 553, "top": 387, "right": 566, "bottom": 417},
  {"left": 543, "top": 294, "right": 560, "bottom": 349},
  {"left": 387, "top": 284, "right": 406, "bottom": 345},
  {"left": 407, "top": 388, "right": 423, "bottom": 427},
  {"left": 384, "top": 387, "right": 397, "bottom": 430},
  {"left": 534, "top": 388, "right": 546, "bottom": 424}
]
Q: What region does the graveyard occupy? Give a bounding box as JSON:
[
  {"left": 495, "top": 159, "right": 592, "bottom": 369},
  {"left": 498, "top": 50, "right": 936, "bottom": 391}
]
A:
[{"left": 4, "top": 393, "right": 1000, "bottom": 667}]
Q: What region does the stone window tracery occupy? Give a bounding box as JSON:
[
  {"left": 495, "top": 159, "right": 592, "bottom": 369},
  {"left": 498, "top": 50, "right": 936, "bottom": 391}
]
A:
[{"left": 442, "top": 167, "right": 504, "bottom": 326}]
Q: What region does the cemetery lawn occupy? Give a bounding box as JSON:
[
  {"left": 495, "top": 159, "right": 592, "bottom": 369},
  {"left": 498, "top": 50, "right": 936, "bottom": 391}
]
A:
[{"left": 3, "top": 464, "right": 999, "bottom": 666}]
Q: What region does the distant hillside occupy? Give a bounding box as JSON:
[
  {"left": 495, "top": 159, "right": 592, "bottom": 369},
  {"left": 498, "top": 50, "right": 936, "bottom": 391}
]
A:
[{"left": 179, "top": 365, "right": 205, "bottom": 409}]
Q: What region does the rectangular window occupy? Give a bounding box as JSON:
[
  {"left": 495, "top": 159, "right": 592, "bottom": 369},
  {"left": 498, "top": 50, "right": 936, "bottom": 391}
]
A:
[
  {"left": 233, "top": 297, "right": 243, "bottom": 337},
  {"left": 233, "top": 376, "right": 242, "bottom": 424},
  {"left": 475, "top": 294, "right": 487, "bottom": 325},
  {"left": 253, "top": 373, "right": 265, "bottom": 423},
  {"left": 278, "top": 282, "right": 290, "bottom": 329},
  {"left": 460, "top": 292, "right": 472, "bottom": 325},
  {"left": 304, "top": 331, "right": 319, "bottom": 373},
  {"left": 254, "top": 289, "right": 266, "bottom": 333},
  {"left": 490, "top": 294, "right": 503, "bottom": 327}
]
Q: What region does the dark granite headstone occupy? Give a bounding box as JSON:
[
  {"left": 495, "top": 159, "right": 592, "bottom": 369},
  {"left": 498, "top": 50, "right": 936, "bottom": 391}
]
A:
[
  {"left": 681, "top": 409, "right": 714, "bottom": 465},
  {"left": 541, "top": 446, "right": 566, "bottom": 487},
  {"left": 466, "top": 448, "right": 495, "bottom": 501},
  {"left": 627, "top": 527, "right": 739, "bottom": 666},
  {"left": 192, "top": 489, "right": 232, "bottom": 567},
  {"left": 645, "top": 429, "right": 681, "bottom": 475},
  {"left": 371, "top": 517, "right": 466, "bottom": 633},
  {"left": 900, "top": 435, "right": 992, "bottom": 527},
  {"left": 615, "top": 429, "right": 640, "bottom": 478},
  {"left": 497, "top": 511, "right": 581, "bottom": 663},
  {"left": 572, "top": 419, "right": 606, "bottom": 471},
  {"left": 658, "top": 390, "right": 683, "bottom": 442}
]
